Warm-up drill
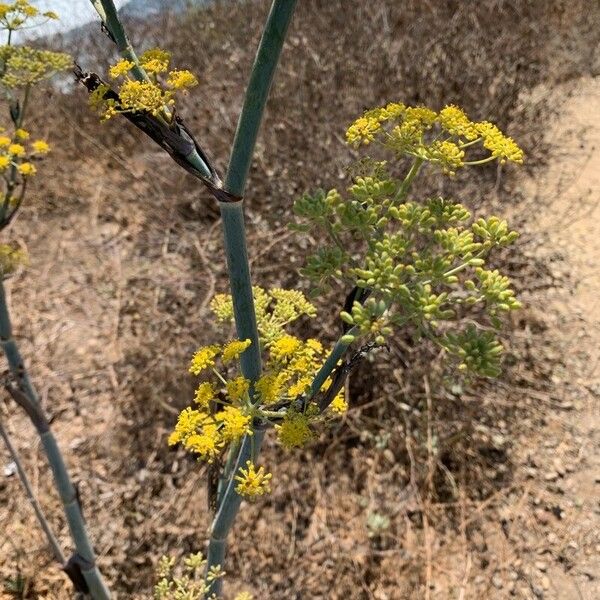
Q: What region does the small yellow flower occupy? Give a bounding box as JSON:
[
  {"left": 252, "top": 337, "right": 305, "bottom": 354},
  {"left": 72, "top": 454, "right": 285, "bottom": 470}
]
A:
[
  {"left": 184, "top": 426, "right": 222, "bottom": 462},
  {"left": 346, "top": 115, "right": 381, "bottom": 146},
  {"left": 189, "top": 345, "right": 219, "bottom": 375},
  {"left": 14, "top": 128, "right": 29, "bottom": 140},
  {"left": 0, "top": 155, "right": 10, "bottom": 170},
  {"left": 234, "top": 593, "right": 254, "bottom": 600},
  {"left": 427, "top": 140, "right": 465, "bottom": 175},
  {"left": 0, "top": 136, "right": 10, "bottom": 147},
  {"left": 287, "top": 376, "right": 312, "bottom": 397},
  {"left": 168, "top": 407, "right": 207, "bottom": 445},
  {"left": 221, "top": 339, "right": 251, "bottom": 364},
  {"left": 166, "top": 69, "right": 198, "bottom": 89},
  {"left": 31, "top": 139, "right": 50, "bottom": 153},
  {"left": 210, "top": 292, "right": 234, "bottom": 321},
  {"left": 234, "top": 461, "right": 272, "bottom": 498},
  {"left": 270, "top": 335, "right": 302, "bottom": 362},
  {"left": 108, "top": 59, "right": 134, "bottom": 79},
  {"left": 476, "top": 121, "right": 524, "bottom": 164},
  {"left": 193, "top": 382, "right": 215, "bottom": 408},
  {"left": 17, "top": 162, "right": 36, "bottom": 176},
  {"left": 139, "top": 48, "right": 171, "bottom": 74},
  {"left": 305, "top": 338, "right": 323, "bottom": 354},
  {"left": 439, "top": 105, "right": 478, "bottom": 140},
  {"left": 329, "top": 392, "right": 348, "bottom": 414},
  {"left": 118, "top": 79, "right": 173, "bottom": 116},
  {"left": 255, "top": 372, "right": 285, "bottom": 405},
  {"left": 226, "top": 376, "right": 250, "bottom": 402},
  {"left": 8, "top": 143, "right": 24, "bottom": 156},
  {"left": 215, "top": 406, "right": 252, "bottom": 442},
  {"left": 276, "top": 412, "right": 313, "bottom": 448}
]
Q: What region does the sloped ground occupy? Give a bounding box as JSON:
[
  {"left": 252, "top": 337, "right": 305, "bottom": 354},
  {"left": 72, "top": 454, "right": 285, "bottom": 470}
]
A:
[{"left": 0, "top": 1, "right": 599, "bottom": 598}]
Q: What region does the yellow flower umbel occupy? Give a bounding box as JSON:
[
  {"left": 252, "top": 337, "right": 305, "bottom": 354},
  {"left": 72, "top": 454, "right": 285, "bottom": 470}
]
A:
[
  {"left": 189, "top": 345, "right": 219, "bottom": 374},
  {"left": 222, "top": 339, "right": 251, "bottom": 363},
  {"left": 91, "top": 48, "right": 199, "bottom": 122},
  {"left": 0, "top": 126, "right": 51, "bottom": 208},
  {"left": 346, "top": 101, "right": 524, "bottom": 174},
  {"left": 193, "top": 382, "right": 215, "bottom": 408},
  {"left": 234, "top": 461, "right": 272, "bottom": 499},
  {"left": 215, "top": 406, "right": 252, "bottom": 442},
  {"left": 171, "top": 290, "right": 347, "bottom": 496},
  {"left": 275, "top": 411, "right": 313, "bottom": 449}
]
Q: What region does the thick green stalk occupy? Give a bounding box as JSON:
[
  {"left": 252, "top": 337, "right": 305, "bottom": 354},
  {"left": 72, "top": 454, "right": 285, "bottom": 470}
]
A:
[
  {"left": 0, "top": 419, "right": 66, "bottom": 565},
  {"left": 89, "top": 0, "right": 146, "bottom": 82},
  {"left": 206, "top": 0, "right": 297, "bottom": 594},
  {"left": 0, "top": 282, "right": 110, "bottom": 599},
  {"left": 224, "top": 0, "right": 298, "bottom": 195}
]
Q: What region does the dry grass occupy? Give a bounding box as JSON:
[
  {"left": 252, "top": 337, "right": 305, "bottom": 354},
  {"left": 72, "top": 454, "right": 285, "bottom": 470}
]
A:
[{"left": 0, "top": 0, "right": 598, "bottom": 598}]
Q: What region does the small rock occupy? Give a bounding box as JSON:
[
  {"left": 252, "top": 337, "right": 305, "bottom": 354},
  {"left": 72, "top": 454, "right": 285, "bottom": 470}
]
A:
[
  {"left": 492, "top": 574, "right": 503, "bottom": 589},
  {"left": 541, "top": 575, "right": 551, "bottom": 590},
  {"left": 553, "top": 458, "right": 565, "bottom": 476},
  {"left": 535, "top": 561, "right": 547, "bottom": 572},
  {"left": 544, "top": 471, "right": 558, "bottom": 482},
  {"left": 532, "top": 584, "right": 544, "bottom": 597}
]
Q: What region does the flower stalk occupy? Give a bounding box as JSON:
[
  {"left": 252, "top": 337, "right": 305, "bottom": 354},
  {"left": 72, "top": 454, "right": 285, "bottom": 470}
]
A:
[
  {"left": 204, "top": 0, "right": 298, "bottom": 594},
  {"left": 0, "top": 417, "right": 66, "bottom": 565}
]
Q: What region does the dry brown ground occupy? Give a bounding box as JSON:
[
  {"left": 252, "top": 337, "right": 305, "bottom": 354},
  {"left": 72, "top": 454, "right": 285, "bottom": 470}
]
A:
[{"left": 0, "top": 1, "right": 599, "bottom": 598}]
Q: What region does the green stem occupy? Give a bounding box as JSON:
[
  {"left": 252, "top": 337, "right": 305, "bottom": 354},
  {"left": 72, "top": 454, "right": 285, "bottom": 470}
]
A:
[
  {"left": 89, "top": 0, "right": 147, "bottom": 83},
  {"left": 206, "top": 1, "right": 297, "bottom": 595},
  {"left": 309, "top": 327, "right": 357, "bottom": 399},
  {"left": 395, "top": 157, "right": 424, "bottom": 202},
  {"left": 0, "top": 418, "right": 66, "bottom": 565},
  {"left": 0, "top": 281, "right": 111, "bottom": 599},
  {"left": 224, "top": 0, "right": 298, "bottom": 197},
  {"left": 0, "top": 280, "right": 38, "bottom": 403}
]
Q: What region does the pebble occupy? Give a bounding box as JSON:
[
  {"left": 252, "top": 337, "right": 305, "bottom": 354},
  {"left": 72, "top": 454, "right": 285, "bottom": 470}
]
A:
[
  {"left": 541, "top": 575, "right": 551, "bottom": 590},
  {"left": 532, "top": 584, "right": 544, "bottom": 597},
  {"left": 553, "top": 458, "right": 565, "bottom": 476},
  {"left": 535, "top": 561, "right": 548, "bottom": 572},
  {"left": 492, "top": 574, "right": 503, "bottom": 589}
]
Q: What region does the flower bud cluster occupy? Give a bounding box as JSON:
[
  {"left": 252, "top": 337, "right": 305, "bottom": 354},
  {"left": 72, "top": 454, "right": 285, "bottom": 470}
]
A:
[{"left": 293, "top": 102, "right": 522, "bottom": 377}]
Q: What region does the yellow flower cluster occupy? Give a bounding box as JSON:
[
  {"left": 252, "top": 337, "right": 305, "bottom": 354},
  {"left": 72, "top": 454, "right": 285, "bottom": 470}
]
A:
[
  {"left": 171, "top": 290, "right": 349, "bottom": 496},
  {"left": 170, "top": 339, "right": 254, "bottom": 461},
  {"left": 168, "top": 403, "right": 252, "bottom": 462},
  {"left": 0, "top": 0, "right": 58, "bottom": 32},
  {"left": 189, "top": 344, "right": 219, "bottom": 375},
  {"left": 210, "top": 286, "right": 317, "bottom": 345},
  {"left": 0, "top": 243, "right": 26, "bottom": 277},
  {"left": 0, "top": 45, "right": 72, "bottom": 88},
  {"left": 275, "top": 411, "right": 313, "bottom": 448},
  {"left": 0, "top": 126, "right": 50, "bottom": 178},
  {"left": 346, "top": 102, "right": 524, "bottom": 173},
  {"left": 255, "top": 335, "right": 325, "bottom": 406},
  {"left": 476, "top": 121, "right": 524, "bottom": 164},
  {"left": 234, "top": 461, "right": 272, "bottom": 499},
  {"left": 92, "top": 49, "right": 198, "bottom": 121}
]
